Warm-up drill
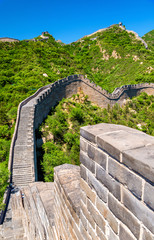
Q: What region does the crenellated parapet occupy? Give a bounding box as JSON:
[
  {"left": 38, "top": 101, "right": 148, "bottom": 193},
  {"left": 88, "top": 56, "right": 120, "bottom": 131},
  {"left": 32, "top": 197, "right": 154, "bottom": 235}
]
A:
[
  {"left": 6, "top": 75, "right": 154, "bottom": 188},
  {"left": 8, "top": 74, "right": 154, "bottom": 187},
  {"left": 0, "top": 74, "right": 154, "bottom": 226}
]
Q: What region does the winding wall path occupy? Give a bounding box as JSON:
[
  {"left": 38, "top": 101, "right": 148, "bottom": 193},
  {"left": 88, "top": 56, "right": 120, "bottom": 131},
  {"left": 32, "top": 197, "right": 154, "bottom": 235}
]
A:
[
  {"left": 0, "top": 74, "right": 154, "bottom": 226},
  {"left": 9, "top": 75, "right": 154, "bottom": 187}
]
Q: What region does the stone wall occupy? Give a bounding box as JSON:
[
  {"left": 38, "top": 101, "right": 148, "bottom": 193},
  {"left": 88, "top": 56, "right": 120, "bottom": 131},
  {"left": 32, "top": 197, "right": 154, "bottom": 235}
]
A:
[
  {"left": 48, "top": 123, "right": 154, "bottom": 240},
  {"left": 54, "top": 164, "right": 81, "bottom": 240},
  {"left": 1, "top": 123, "right": 154, "bottom": 240},
  {"left": 79, "top": 123, "right": 154, "bottom": 240},
  {"left": 1, "top": 74, "right": 154, "bottom": 225},
  {"left": 0, "top": 37, "right": 19, "bottom": 42},
  {"left": 9, "top": 74, "right": 154, "bottom": 187}
]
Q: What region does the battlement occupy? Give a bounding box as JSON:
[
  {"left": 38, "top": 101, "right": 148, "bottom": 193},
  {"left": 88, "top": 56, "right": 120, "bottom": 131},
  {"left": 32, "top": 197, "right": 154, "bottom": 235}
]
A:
[
  {"left": 7, "top": 74, "right": 154, "bottom": 187},
  {"left": 0, "top": 75, "right": 154, "bottom": 236}
]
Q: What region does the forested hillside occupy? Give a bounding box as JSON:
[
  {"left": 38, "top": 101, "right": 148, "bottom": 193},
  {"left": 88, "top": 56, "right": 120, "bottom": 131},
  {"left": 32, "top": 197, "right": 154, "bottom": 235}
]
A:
[
  {"left": 142, "top": 30, "right": 154, "bottom": 50},
  {"left": 0, "top": 24, "right": 154, "bottom": 209}
]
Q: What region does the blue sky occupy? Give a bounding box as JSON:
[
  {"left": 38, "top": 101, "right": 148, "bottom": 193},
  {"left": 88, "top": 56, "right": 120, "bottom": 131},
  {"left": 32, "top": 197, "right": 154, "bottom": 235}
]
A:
[{"left": 0, "top": 0, "right": 153, "bottom": 43}]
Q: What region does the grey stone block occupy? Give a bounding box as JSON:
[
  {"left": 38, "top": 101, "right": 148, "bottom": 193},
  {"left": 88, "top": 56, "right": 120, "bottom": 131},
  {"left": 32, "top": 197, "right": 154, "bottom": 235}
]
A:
[
  {"left": 80, "top": 209, "right": 87, "bottom": 231},
  {"left": 108, "top": 226, "right": 119, "bottom": 240},
  {"left": 81, "top": 123, "right": 146, "bottom": 145},
  {"left": 80, "top": 200, "right": 95, "bottom": 229},
  {"left": 88, "top": 144, "right": 95, "bottom": 160},
  {"left": 80, "top": 151, "right": 95, "bottom": 174},
  {"left": 97, "top": 130, "right": 146, "bottom": 161},
  {"left": 144, "top": 181, "right": 154, "bottom": 211},
  {"left": 80, "top": 137, "right": 88, "bottom": 153},
  {"left": 88, "top": 223, "right": 99, "bottom": 240},
  {"left": 80, "top": 164, "right": 87, "bottom": 181},
  {"left": 80, "top": 222, "right": 91, "bottom": 240},
  {"left": 123, "top": 145, "right": 154, "bottom": 183},
  {"left": 108, "top": 157, "right": 142, "bottom": 199},
  {"left": 123, "top": 187, "right": 154, "bottom": 234},
  {"left": 96, "top": 165, "right": 121, "bottom": 201},
  {"left": 88, "top": 172, "right": 108, "bottom": 203},
  {"left": 96, "top": 226, "right": 107, "bottom": 240},
  {"left": 108, "top": 193, "right": 140, "bottom": 239},
  {"left": 87, "top": 198, "right": 106, "bottom": 233},
  {"left": 142, "top": 227, "right": 154, "bottom": 240},
  {"left": 80, "top": 123, "right": 125, "bottom": 143},
  {"left": 95, "top": 148, "right": 107, "bottom": 170},
  {"left": 119, "top": 223, "right": 136, "bottom": 240}
]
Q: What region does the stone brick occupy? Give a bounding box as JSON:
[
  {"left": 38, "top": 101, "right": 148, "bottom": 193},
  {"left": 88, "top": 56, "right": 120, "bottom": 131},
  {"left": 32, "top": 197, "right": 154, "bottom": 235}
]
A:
[
  {"left": 81, "top": 200, "right": 95, "bottom": 229},
  {"left": 80, "top": 222, "right": 91, "bottom": 240},
  {"left": 80, "top": 209, "right": 87, "bottom": 231},
  {"left": 88, "top": 222, "right": 99, "bottom": 240},
  {"left": 108, "top": 226, "right": 119, "bottom": 240},
  {"left": 88, "top": 172, "right": 108, "bottom": 203},
  {"left": 122, "top": 145, "right": 154, "bottom": 183},
  {"left": 96, "top": 165, "right": 121, "bottom": 201},
  {"left": 87, "top": 198, "right": 106, "bottom": 233},
  {"left": 69, "top": 225, "right": 78, "bottom": 240},
  {"left": 71, "top": 217, "right": 84, "bottom": 240},
  {"left": 95, "top": 148, "right": 107, "bottom": 170},
  {"left": 144, "top": 181, "right": 154, "bottom": 211},
  {"left": 80, "top": 178, "right": 96, "bottom": 205},
  {"left": 96, "top": 196, "right": 108, "bottom": 218},
  {"left": 88, "top": 143, "right": 96, "bottom": 160},
  {"left": 96, "top": 196, "right": 118, "bottom": 234},
  {"left": 80, "top": 164, "right": 87, "bottom": 181},
  {"left": 80, "top": 123, "right": 106, "bottom": 143},
  {"left": 107, "top": 209, "right": 119, "bottom": 234},
  {"left": 122, "top": 187, "right": 154, "bottom": 234},
  {"left": 80, "top": 137, "right": 88, "bottom": 153},
  {"left": 108, "top": 193, "right": 140, "bottom": 239},
  {"left": 97, "top": 130, "right": 146, "bottom": 161},
  {"left": 80, "top": 189, "right": 86, "bottom": 205},
  {"left": 119, "top": 223, "right": 136, "bottom": 240},
  {"left": 108, "top": 156, "right": 142, "bottom": 199},
  {"left": 141, "top": 227, "right": 154, "bottom": 240},
  {"left": 80, "top": 151, "right": 95, "bottom": 174},
  {"left": 96, "top": 226, "right": 107, "bottom": 240}
]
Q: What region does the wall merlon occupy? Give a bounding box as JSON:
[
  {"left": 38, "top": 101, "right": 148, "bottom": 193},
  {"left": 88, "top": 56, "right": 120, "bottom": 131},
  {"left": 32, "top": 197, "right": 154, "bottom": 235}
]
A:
[{"left": 1, "top": 73, "right": 154, "bottom": 237}]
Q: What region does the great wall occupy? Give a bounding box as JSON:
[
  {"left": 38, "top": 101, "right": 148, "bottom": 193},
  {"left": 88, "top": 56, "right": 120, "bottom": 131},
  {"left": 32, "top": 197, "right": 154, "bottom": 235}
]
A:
[
  {"left": 0, "top": 23, "right": 148, "bottom": 49},
  {"left": 0, "top": 74, "right": 154, "bottom": 240}
]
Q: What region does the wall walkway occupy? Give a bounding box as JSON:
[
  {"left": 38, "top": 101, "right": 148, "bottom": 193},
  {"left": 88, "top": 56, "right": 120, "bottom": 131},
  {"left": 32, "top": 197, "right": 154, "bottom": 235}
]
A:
[
  {"left": 10, "top": 75, "right": 154, "bottom": 187},
  {"left": 0, "top": 75, "right": 154, "bottom": 234}
]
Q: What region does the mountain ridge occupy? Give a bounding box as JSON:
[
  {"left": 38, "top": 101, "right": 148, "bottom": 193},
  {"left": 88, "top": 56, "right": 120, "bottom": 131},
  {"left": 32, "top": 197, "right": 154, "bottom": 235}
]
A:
[{"left": 0, "top": 23, "right": 152, "bottom": 48}]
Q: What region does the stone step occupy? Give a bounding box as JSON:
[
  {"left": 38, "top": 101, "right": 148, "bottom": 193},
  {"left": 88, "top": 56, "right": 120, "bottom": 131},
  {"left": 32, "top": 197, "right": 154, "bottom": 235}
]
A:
[
  {"left": 13, "top": 171, "right": 32, "bottom": 177},
  {"left": 13, "top": 164, "right": 32, "bottom": 168},
  {"left": 13, "top": 167, "right": 32, "bottom": 173},
  {"left": 14, "top": 145, "right": 33, "bottom": 152},
  {"left": 13, "top": 175, "right": 33, "bottom": 181},
  {"left": 13, "top": 157, "right": 33, "bottom": 163},
  {"left": 13, "top": 164, "right": 32, "bottom": 170},
  {"left": 12, "top": 177, "right": 34, "bottom": 186}
]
